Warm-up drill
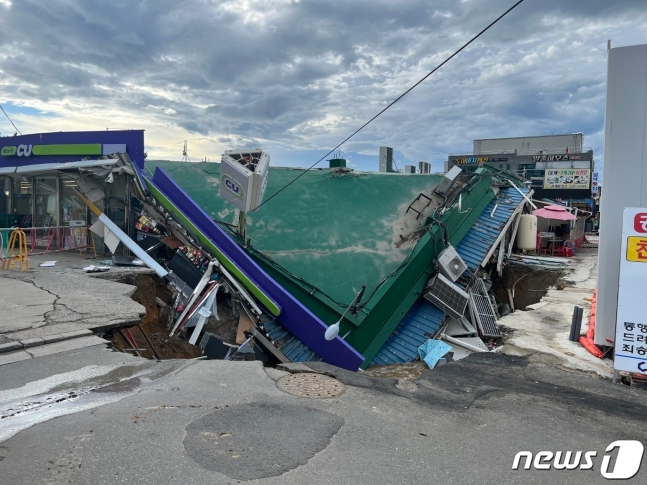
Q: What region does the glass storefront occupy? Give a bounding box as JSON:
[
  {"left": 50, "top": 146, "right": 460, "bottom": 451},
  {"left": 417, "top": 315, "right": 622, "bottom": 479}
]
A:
[
  {"left": 34, "top": 177, "right": 58, "bottom": 228},
  {"left": 61, "top": 177, "right": 87, "bottom": 226},
  {"left": 0, "top": 172, "right": 132, "bottom": 254},
  {"left": 12, "top": 178, "right": 33, "bottom": 227}
]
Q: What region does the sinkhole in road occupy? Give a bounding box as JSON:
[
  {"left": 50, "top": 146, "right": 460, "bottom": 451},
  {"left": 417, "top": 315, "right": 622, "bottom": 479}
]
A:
[{"left": 104, "top": 274, "right": 202, "bottom": 360}]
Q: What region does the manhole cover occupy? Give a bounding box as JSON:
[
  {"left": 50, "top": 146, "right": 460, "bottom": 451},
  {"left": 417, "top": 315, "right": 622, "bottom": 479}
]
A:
[{"left": 277, "top": 373, "right": 345, "bottom": 398}]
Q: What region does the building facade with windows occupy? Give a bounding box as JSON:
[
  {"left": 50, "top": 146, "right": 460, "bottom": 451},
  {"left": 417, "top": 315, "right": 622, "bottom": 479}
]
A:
[
  {"left": 445, "top": 134, "right": 594, "bottom": 200},
  {"left": 0, "top": 130, "right": 145, "bottom": 253}
]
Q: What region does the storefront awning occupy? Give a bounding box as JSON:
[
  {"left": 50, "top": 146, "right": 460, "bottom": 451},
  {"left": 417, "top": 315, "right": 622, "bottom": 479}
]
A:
[{"left": 0, "top": 158, "right": 121, "bottom": 176}]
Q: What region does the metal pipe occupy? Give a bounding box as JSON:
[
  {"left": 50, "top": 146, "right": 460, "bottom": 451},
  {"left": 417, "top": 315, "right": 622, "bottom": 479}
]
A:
[
  {"left": 507, "top": 288, "right": 515, "bottom": 312},
  {"left": 138, "top": 323, "right": 162, "bottom": 361},
  {"left": 441, "top": 334, "right": 487, "bottom": 353},
  {"left": 511, "top": 273, "right": 528, "bottom": 299},
  {"left": 510, "top": 182, "right": 537, "bottom": 209}
]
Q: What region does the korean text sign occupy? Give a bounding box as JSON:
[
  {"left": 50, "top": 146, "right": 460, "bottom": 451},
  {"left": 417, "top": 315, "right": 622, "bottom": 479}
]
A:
[
  {"left": 615, "top": 208, "right": 647, "bottom": 373},
  {"left": 543, "top": 169, "right": 590, "bottom": 190}
]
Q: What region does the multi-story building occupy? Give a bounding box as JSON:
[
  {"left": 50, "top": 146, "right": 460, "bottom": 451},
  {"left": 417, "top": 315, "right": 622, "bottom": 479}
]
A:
[{"left": 445, "top": 134, "right": 594, "bottom": 200}]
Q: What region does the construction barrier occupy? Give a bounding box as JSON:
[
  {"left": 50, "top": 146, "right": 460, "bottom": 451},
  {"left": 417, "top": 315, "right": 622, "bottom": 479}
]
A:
[
  {"left": 579, "top": 290, "right": 605, "bottom": 358},
  {"left": 0, "top": 225, "right": 96, "bottom": 258},
  {"left": 1, "top": 228, "right": 29, "bottom": 272}
]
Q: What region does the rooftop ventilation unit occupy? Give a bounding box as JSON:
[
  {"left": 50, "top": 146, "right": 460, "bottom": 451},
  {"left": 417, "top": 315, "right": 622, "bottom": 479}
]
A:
[
  {"left": 437, "top": 245, "right": 468, "bottom": 282},
  {"left": 423, "top": 273, "right": 469, "bottom": 319},
  {"left": 434, "top": 165, "right": 462, "bottom": 196}
]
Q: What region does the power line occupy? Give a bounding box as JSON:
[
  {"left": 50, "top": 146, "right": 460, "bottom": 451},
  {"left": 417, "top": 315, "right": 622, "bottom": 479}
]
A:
[
  {"left": 0, "top": 104, "right": 22, "bottom": 135},
  {"left": 256, "top": 0, "right": 526, "bottom": 210}
]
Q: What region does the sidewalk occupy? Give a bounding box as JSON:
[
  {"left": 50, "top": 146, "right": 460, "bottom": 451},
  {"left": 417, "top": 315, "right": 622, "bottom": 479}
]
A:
[{"left": 0, "top": 252, "right": 149, "bottom": 363}]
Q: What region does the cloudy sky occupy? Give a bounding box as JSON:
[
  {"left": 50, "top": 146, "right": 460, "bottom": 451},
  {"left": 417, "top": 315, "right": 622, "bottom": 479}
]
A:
[{"left": 0, "top": 0, "right": 646, "bottom": 172}]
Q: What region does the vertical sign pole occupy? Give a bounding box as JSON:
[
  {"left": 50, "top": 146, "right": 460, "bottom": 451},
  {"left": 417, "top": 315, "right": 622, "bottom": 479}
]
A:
[{"left": 238, "top": 211, "right": 247, "bottom": 246}]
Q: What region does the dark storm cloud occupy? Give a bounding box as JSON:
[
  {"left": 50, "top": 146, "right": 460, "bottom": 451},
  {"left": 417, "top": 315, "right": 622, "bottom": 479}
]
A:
[{"left": 0, "top": 0, "right": 645, "bottom": 164}]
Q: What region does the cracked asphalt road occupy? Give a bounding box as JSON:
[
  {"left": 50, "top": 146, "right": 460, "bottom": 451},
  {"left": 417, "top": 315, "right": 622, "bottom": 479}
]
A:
[
  {"left": 0, "top": 351, "right": 646, "bottom": 484},
  {"left": 0, "top": 257, "right": 146, "bottom": 347}
]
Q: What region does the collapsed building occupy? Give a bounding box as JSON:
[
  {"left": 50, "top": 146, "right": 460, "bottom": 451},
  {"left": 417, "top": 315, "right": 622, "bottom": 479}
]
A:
[{"left": 1, "top": 130, "right": 575, "bottom": 371}]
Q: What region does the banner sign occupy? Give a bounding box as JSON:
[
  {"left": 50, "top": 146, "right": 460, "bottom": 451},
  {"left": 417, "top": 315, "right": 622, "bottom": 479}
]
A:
[
  {"left": 591, "top": 172, "right": 599, "bottom": 193},
  {"left": 614, "top": 208, "right": 647, "bottom": 374},
  {"left": 543, "top": 169, "right": 590, "bottom": 189},
  {"left": 453, "top": 156, "right": 508, "bottom": 164}
]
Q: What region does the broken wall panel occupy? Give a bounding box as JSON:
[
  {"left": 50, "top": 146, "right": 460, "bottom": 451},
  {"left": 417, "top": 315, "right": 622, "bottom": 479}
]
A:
[{"left": 146, "top": 167, "right": 364, "bottom": 371}]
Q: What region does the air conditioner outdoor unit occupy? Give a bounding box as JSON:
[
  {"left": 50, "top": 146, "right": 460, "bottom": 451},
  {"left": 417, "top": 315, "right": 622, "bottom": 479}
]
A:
[
  {"left": 434, "top": 165, "right": 462, "bottom": 196},
  {"left": 437, "top": 245, "right": 468, "bottom": 282},
  {"left": 423, "top": 273, "right": 469, "bottom": 319}
]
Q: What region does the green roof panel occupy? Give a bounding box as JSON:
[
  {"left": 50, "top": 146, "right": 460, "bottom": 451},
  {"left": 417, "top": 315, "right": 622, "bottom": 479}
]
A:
[{"left": 146, "top": 161, "right": 442, "bottom": 307}]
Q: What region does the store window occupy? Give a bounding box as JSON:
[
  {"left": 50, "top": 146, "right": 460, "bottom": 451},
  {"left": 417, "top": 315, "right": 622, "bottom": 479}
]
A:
[
  {"left": 105, "top": 175, "right": 127, "bottom": 231},
  {"left": 12, "top": 178, "right": 33, "bottom": 227},
  {"left": 0, "top": 177, "right": 10, "bottom": 216},
  {"left": 0, "top": 177, "right": 13, "bottom": 244},
  {"left": 61, "top": 177, "right": 87, "bottom": 227},
  {"left": 34, "top": 177, "right": 58, "bottom": 228}
]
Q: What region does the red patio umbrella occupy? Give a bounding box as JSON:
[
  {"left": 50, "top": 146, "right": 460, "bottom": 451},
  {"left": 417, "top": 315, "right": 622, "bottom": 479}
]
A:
[{"left": 532, "top": 204, "right": 577, "bottom": 221}]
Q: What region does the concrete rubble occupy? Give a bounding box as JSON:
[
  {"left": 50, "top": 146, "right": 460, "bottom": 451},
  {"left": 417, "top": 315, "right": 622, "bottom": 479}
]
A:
[{"left": 0, "top": 252, "right": 148, "bottom": 364}]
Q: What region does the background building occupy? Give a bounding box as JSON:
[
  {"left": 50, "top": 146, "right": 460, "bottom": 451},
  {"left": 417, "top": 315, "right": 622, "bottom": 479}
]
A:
[
  {"left": 473, "top": 134, "right": 583, "bottom": 155},
  {"left": 418, "top": 161, "right": 431, "bottom": 174},
  {"left": 379, "top": 146, "right": 394, "bottom": 173},
  {"left": 445, "top": 133, "right": 594, "bottom": 200}
]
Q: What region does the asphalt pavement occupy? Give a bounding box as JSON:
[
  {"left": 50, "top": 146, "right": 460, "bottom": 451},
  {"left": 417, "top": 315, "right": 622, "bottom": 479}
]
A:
[
  {"left": 0, "top": 347, "right": 646, "bottom": 484},
  {"left": 0, "top": 253, "right": 148, "bottom": 358}
]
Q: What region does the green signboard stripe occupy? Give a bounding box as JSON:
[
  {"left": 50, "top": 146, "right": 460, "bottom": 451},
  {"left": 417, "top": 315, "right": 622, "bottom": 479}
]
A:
[
  {"left": 147, "top": 182, "right": 281, "bottom": 317},
  {"left": 32, "top": 144, "right": 102, "bottom": 156}
]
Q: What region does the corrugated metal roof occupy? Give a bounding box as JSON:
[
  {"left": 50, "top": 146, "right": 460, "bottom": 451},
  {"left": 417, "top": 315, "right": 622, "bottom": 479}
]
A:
[
  {"left": 262, "top": 319, "right": 322, "bottom": 363},
  {"left": 370, "top": 186, "right": 529, "bottom": 366},
  {"left": 456, "top": 187, "right": 529, "bottom": 271},
  {"left": 369, "top": 299, "right": 445, "bottom": 366}
]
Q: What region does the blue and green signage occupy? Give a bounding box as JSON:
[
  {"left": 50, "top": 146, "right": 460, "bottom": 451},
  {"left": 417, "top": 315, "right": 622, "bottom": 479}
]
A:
[{"left": 0, "top": 143, "right": 102, "bottom": 157}]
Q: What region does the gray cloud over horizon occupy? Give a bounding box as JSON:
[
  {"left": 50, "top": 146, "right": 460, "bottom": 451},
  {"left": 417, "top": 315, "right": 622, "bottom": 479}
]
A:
[{"left": 1, "top": 0, "right": 646, "bottom": 169}]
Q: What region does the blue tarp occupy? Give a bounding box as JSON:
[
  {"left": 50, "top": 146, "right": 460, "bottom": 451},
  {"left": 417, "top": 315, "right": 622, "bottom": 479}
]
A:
[{"left": 418, "top": 339, "right": 452, "bottom": 369}]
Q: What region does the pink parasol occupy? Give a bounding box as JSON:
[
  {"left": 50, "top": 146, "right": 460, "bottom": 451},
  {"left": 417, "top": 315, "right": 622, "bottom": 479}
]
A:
[{"left": 532, "top": 204, "right": 577, "bottom": 221}]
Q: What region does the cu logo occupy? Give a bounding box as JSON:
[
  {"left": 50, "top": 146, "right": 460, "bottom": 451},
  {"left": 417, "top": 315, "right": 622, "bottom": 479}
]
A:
[
  {"left": 634, "top": 213, "right": 647, "bottom": 233},
  {"left": 222, "top": 175, "right": 243, "bottom": 199},
  {"left": 17, "top": 144, "right": 33, "bottom": 157}
]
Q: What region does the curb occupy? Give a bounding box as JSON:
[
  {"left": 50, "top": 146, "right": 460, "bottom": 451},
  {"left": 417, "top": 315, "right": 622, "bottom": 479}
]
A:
[{"left": 0, "top": 329, "right": 94, "bottom": 355}]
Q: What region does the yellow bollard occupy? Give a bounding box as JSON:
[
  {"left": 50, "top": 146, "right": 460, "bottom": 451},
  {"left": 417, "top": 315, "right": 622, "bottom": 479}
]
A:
[
  {"left": 1, "top": 228, "right": 29, "bottom": 272},
  {"left": 79, "top": 226, "right": 97, "bottom": 258}
]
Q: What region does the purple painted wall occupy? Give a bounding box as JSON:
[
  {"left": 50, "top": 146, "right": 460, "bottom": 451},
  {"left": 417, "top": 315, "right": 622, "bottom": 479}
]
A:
[{"left": 150, "top": 167, "right": 365, "bottom": 371}]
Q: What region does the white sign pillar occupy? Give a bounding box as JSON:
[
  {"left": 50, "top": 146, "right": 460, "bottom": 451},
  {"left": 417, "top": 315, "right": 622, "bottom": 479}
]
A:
[{"left": 597, "top": 43, "right": 647, "bottom": 347}]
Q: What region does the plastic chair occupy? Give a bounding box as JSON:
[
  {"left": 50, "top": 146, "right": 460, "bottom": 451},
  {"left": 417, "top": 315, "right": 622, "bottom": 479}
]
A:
[{"left": 553, "top": 245, "right": 573, "bottom": 258}]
